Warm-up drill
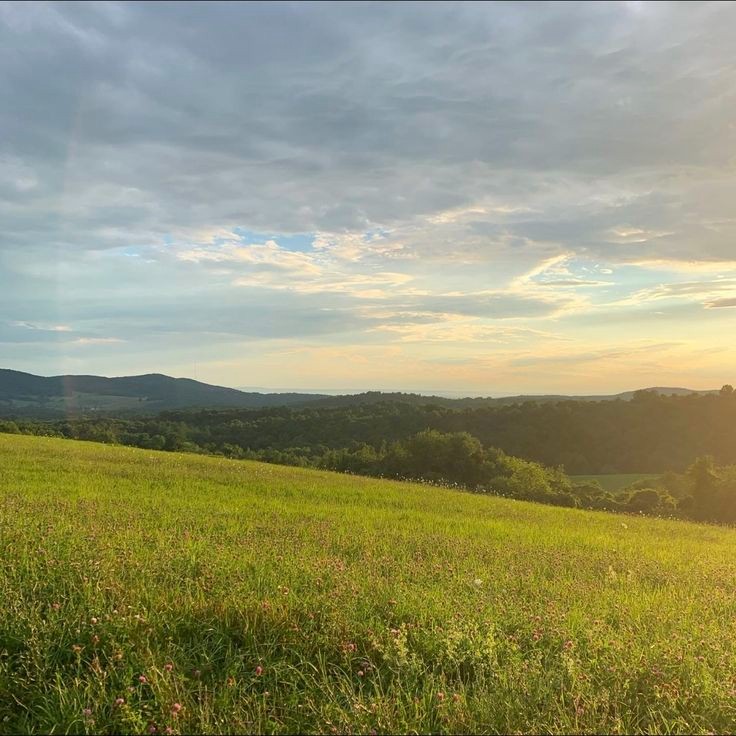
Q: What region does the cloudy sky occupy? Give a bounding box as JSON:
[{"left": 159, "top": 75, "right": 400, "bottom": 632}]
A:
[{"left": 2, "top": 1, "right": 736, "bottom": 395}]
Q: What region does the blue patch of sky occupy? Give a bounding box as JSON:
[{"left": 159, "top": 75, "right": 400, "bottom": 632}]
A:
[
  {"left": 363, "top": 228, "right": 391, "bottom": 241},
  {"left": 529, "top": 256, "right": 684, "bottom": 303},
  {"left": 233, "top": 228, "right": 315, "bottom": 252}
]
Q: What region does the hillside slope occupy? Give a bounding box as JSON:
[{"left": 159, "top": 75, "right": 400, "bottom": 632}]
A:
[
  {"left": 0, "top": 368, "right": 327, "bottom": 416},
  {"left": 1, "top": 434, "right": 735, "bottom": 734}
]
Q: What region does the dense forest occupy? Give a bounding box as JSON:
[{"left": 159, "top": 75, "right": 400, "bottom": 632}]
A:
[
  {"left": 4, "top": 387, "right": 733, "bottom": 473},
  {"left": 3, "top": 387, "right": 736, "bottom": 524}
]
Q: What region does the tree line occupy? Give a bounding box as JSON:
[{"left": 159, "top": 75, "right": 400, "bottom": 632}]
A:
[
  {"left": 3, "top": 400, "right": 736, "bottom": 523},
  {"left": 5, "top": 387, "right": 736, "bottom": 473}
]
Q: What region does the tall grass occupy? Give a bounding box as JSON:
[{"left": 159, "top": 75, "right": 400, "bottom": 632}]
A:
[{"left": 1, "top": 433, "right": 735, "bottom": 734}]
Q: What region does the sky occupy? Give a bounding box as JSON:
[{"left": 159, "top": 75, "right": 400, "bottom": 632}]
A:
[{"left": 1, "top": 1, "right": 736, "bottom": 396}]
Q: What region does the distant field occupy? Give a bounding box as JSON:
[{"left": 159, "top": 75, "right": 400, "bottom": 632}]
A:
[
  {"left": 571, "top": 473, "right": 661, "bottom": 491},
  {"left": 1, "top": 434, "right": 735, "bottom": 734}
]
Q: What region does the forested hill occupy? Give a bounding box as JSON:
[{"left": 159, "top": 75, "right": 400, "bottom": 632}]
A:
[
  {"left": 0, "top": 368, "right": 328, "bottom": 415},
  {"left": 6, "top": 387, "right": 736, "bottom": 474}
]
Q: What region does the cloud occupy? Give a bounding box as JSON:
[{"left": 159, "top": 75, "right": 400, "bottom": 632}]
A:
[
  {"left": 706, "top": 297, "right": 736, "bottom": 309},
  {"left": 178, "top": 240, "right": 321, "bottom": 274},
  {"left": 2, "top": 2, "right": 736, "bottom": 388},
  {"left": 2, "top": 2, "right": 736, "bottom": 253},
  {"left": 612, "top": 278, "right": 736, "bottom": 307},
  {"left": 70, "top": 337, "right": 125, "bottom": 346},
  {"left": 11, "top": 321, "right": 72, "bottom": 332}
]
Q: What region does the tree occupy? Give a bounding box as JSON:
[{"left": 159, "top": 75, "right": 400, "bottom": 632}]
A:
[
  {"left": 687, "top": 456, "right": 719, "bottom": 520},
  {"left": 625, "top": 488, "right": 663, "bottom": 514}
]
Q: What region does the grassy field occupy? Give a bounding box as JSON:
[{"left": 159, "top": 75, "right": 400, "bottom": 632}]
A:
[
  {"left": 1, "top": 434, "right": 736, "bottom": 734},
  {"left": 571, "top": 474, "right": 661, "bottom": 492}
]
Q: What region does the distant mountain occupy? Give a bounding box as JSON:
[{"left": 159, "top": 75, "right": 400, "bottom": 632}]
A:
[
  {"left": 309, "top": 386, "right": 717, "bottom": 409},
  {"left": 486, "top": 386, "right": 718, "bottom": 405},
  {"left": 0, "top": 369, "right": 720, "bottom": 418},
  {"left": 0, "top": 369, "right": 328, "bottom": 417}
]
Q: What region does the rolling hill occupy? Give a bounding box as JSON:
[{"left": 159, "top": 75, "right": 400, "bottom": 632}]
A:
[
  {"left": 0, "top": 368, "right": 328, "bottom": 416},
  {"left": 1, "top": 432, "right": 735, "bottom": 734}
]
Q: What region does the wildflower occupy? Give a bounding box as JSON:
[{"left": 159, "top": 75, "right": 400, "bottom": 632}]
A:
[
  {"left": 165, "top": 729, "right": 174, "bottom": 735},
  {"left": 255, "top": 665, "right": 263, "bottom": 676},
  {"left": 90, "top": 617, "right": 98, "bottom": 625},
  {"left": 164, "top": 663, "right": 174, "bottom": 672},
  {"left": 139, "top": 675, "right": 148, "bottom": 683},
  {"left": 564, "top": 640, "right": 574, "bottom": 651},
  {"left": 452, "top": 693, "right": 460, "bottom": 703},
  {"left": 115, "top": 698, "right": 125, "bottom": 706},
  {"left": 72, "top": 644, "right": 83, "bottom": 653},
  {"left": 92, "top": 635, "right": 100, "bottom": 645},
  {"left": 82, "top": 708, "right": 92, "bottom": 718},
  {"left": 170, "top": 703, "right": 182, "bottom": 715},
  {"left": 51, "top": 602, "right": 60, "bottom": 610},
  {"left": 147, "top": 725, "right": 157, "bottom": 734},
  {"left": 436, "top": 692, "right": 445, "bottom": 702},
  {"left": 357, "top": 670, "right": 365, "bottom": 677}
]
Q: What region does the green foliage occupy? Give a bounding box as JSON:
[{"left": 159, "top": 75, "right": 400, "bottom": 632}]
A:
[
  {"left": 317, "top": 430, "right": 576, "bottom": 508},
  {"left": 652, "top": 457, "right": 736, "bottom": 524},
  {"left": 8, "top": 389, "right": 736, "bottom": 476},
  {"left": 624, "top": 488, "right": 664, "bottom": 514}
]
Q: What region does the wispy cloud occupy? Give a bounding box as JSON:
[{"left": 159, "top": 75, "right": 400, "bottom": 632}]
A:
[
  {"left": 706, "top": 297, "right": 736, "bottom": 309},
  {"left": 70, "top": 337, "right": 125, "bottom": 346},
  {"left": 11, "top": 321, "right": 72, "bottom": 332}
]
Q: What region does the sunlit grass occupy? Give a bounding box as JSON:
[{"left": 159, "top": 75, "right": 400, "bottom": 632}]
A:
[{"left": 1, "top": 433, "right": 735, "bottom": 734}]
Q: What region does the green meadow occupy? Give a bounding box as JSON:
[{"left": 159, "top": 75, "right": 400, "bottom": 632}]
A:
[
  {"left": 1, "top": 433, "right": 736, "bottom": 735},
  {"left": 571, "top": 474, "right": 661, "bottom": 492}
]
